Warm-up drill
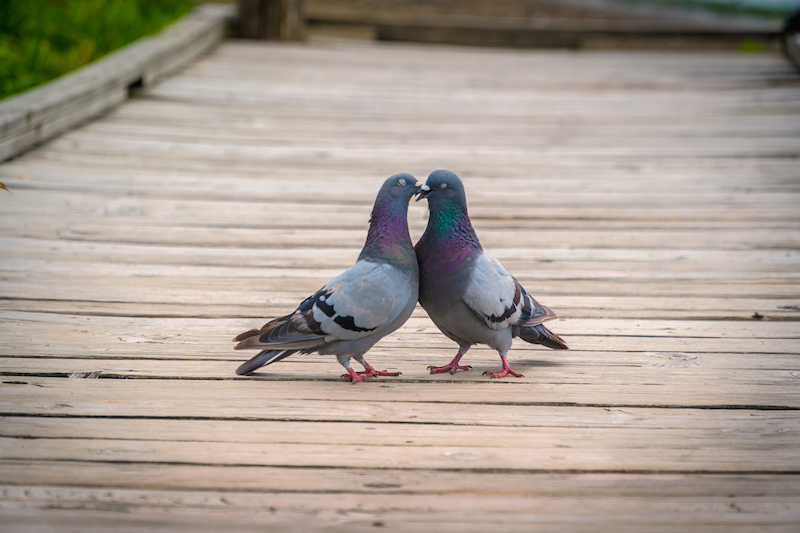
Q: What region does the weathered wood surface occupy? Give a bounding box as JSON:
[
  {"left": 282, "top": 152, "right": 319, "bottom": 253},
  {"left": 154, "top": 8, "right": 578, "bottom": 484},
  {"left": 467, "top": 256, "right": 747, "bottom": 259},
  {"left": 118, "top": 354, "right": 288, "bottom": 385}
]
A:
[{"left": 1, "top": 38, "right": 800, "bottom": 531}]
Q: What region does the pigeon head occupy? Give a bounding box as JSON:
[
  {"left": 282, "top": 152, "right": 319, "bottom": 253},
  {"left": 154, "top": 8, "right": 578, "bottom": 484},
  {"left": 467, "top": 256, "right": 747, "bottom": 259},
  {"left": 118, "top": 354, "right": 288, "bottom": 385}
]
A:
[
  {"left": 378, "top": 172, "right": 422, "bottom": 204},
  {"left": 415, "top": 170, "right": 481, "bottom": 251},
  {"left": 416, "top": 169, "right": 466, "bottom": 206}
]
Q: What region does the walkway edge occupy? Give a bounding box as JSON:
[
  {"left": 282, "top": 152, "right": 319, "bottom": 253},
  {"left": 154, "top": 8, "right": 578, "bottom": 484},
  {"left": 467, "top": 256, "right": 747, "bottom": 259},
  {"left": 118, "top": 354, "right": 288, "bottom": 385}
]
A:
[{"left": 0, "top": 3, "right": 236, "bottom": 163}]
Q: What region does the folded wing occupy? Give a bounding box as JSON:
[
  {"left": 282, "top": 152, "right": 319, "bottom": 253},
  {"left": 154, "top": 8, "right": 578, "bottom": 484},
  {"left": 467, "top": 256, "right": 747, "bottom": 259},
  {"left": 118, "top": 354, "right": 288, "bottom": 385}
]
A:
[
  {"left": 234, "top": 260, "right": 411, "bottom": 350},
  {"left": 462, "top": 252, "right": 557, "bottom": 331}
]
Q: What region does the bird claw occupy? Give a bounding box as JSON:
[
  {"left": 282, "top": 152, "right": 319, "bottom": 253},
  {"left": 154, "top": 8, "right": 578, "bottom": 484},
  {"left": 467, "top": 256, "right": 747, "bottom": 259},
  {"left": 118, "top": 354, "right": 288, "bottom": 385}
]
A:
[
  {"left": 363, "top": 369, "right": 402, "bottom": 378},
  {"left": 483, "top": 368, "right": 524, "bottom": 378},
  {"left": 427, "top": 364, "right": 472, "bottom": 375},
  {"left": 483, "top": 354, "right": 523, "bottom": 378},
  {"left": 341, "top": 369, "right": 401, "bottom": 381}
]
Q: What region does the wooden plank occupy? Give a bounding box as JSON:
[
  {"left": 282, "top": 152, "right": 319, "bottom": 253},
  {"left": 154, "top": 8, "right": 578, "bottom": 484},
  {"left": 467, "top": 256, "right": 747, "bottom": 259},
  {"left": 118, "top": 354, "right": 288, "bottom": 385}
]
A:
[
  {"left": 1, "top": 310, "right": 798, "bottom": 353},
  {"left": 5, "top": 412, "right": 798, "bottom": 441},
  {"left": 26, "top": 123, "right": 800, "bottom": 159},
  {"left": 0, "top": 376, "right": 797, "bottom": 413},
  {"left": 3, "top": 176, "right": 800, "bottom": 215},
  {"left": 0, "top": 464, "right": 797, "bottom": 496},
  {"left": 11, "top": 309, "right": 795, "bottom": 340},
  {"left": 20, "top": 263, "right": 780, "bottom": 293},
  {"left": 73, "top": 107, "right": 800, "bottom": 136},
  {"left": 2, "top": 236, "right": 798, "bottom": 269},
  {"left": 1, "top": 276, "right": 797, "bottom": 314},
  {"left": 2, "top": 434, "right": 797, "bottom": 473},
  {"left": 5, "top": 349, "right": 800, "bottom": 380},
  {"left": 5, "top": 251, "right": 800, "bottom": 278},
  {"left": 3, "top": 181, "right": 800, "bottom": 218},
  {"left": 0, "top": 477, "right": 797, "bottom": 533},
  {"left": 3, "top": 296, "right": 796, "bottom": 320}
]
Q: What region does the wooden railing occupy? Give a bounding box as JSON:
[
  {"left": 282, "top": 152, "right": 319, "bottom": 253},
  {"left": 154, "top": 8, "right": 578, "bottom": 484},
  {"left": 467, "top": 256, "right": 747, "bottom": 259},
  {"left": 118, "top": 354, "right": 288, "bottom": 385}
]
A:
[{"left": 0, "top": 4, "right": 235, "bottom": 163}]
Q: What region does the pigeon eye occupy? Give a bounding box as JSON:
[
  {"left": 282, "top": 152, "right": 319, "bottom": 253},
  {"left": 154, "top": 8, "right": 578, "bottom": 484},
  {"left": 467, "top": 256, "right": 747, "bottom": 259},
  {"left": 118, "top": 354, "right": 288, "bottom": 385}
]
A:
[
  {"left": 439, "top": 183, "right": 447, "bottom": 189},
  {"left": 398, "top": 178, "right": 407, "bottom": 186}
]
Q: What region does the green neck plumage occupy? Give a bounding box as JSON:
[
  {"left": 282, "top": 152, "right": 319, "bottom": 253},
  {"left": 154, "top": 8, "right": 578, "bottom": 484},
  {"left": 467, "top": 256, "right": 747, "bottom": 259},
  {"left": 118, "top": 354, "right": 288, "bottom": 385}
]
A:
[{"left": 424, "top": 199, "right": 482, "bottom": 250}]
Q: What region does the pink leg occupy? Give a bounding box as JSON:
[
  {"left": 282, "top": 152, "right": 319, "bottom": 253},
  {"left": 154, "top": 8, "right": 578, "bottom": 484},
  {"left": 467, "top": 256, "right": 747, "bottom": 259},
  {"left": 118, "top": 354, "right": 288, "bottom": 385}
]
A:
[
  {"left": 428, "top": 350, "right": 472, "bottom": 374},
  {"left": 341, "top": 367, "right": 364, "bottom": 383},
  {"left": 483, "top": 354, "right": 523, "bottom": 378}
]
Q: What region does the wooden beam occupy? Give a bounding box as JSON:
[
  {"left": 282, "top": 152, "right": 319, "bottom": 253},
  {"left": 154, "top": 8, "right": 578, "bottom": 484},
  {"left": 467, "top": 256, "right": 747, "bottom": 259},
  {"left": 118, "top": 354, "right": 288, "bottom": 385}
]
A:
[
  {"left": 305, "top": 10, "right": 780, "bottom": 50},
  {"left": 236, "top": 0, "right": 306, "bottom": 40}
]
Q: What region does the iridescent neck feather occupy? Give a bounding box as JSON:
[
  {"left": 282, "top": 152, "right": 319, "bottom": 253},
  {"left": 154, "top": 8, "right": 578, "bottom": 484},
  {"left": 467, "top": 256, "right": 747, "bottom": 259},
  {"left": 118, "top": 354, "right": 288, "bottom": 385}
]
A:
[{"left": 359, "top": 194, "right": 415, "bottom": 270}]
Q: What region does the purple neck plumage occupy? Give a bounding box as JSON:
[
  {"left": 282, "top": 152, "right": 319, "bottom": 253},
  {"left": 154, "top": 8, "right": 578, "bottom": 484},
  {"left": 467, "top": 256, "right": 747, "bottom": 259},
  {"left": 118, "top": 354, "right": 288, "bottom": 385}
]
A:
[{"left": 359, "top": 195, "right": 416, "bottom": 270}]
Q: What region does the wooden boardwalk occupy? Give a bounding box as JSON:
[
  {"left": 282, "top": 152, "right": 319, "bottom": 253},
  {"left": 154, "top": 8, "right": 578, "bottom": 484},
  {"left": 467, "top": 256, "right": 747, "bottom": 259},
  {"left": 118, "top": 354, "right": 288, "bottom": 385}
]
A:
[{"left": 1, "top": 38, "right": 800, "bottom": 531}]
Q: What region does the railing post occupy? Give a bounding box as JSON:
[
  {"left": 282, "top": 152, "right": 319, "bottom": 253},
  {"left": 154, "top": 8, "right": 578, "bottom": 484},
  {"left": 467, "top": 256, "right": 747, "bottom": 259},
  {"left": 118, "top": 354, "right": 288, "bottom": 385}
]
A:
[{"left": 236, "top": 0, "right": 305, "bottom": 40}]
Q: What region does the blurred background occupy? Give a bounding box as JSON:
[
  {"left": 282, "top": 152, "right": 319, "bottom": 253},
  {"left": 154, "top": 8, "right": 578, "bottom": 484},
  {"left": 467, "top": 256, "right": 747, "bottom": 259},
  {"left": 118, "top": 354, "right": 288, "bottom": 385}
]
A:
[{"left": 2, "top": 0, "right": 799, "bottom": 102}]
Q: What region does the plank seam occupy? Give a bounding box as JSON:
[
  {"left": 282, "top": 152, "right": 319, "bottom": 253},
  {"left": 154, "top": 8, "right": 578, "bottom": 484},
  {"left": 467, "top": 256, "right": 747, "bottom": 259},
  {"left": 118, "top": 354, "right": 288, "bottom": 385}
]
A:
[{"left": 1, "top": 456, "right": 798, "bottom": 476}]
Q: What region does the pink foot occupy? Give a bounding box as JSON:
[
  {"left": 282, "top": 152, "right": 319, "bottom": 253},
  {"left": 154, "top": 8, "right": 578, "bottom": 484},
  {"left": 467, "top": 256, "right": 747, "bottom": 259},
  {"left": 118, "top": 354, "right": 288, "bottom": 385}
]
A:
[
  {"left": 350, "top": 368, "right": 401, "bottom": 379},
  {"left": 341, "top": 368, "right": 364, "bottom": 383},
  {"left": 428, "top": 351, "right": 471, "bottom": 374},
  {"left": 365, "top": 369, "right": 401, "bottom": 378},
  {"left": 483, "top": 354, "right": 524, "bottom": 378},
  {"left": 342, "top": 361, "right": 401, "bottom": 381},
  {"left": 359, "top": 360, "right": 401, "bottom": 379}
]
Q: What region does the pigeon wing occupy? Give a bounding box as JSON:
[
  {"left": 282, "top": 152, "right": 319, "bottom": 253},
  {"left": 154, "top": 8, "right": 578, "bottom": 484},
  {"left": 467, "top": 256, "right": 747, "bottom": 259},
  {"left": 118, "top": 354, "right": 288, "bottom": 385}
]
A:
[
  {"left": 463, "top": 253, "right": 556, "bottom": 330},
  {"left": 312, "top": 259, "right": 412, "bottom": 340},
  {"left": 235, "top": 259, "right": 411, "bottom": 350}
]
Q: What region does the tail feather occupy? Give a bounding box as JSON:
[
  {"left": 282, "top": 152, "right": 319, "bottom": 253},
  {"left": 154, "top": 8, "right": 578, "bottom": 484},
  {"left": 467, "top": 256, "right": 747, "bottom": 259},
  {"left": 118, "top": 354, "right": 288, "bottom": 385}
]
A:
[
  {"left": 233, "top": 328, "right": 262, "bottom": 342},
  {"left": 233, "top": 312, "right": 325, "bottom": 351},
  {"left": 236, "top": 349, "right": 296, "bottom": 376},
  {"left": 233, "top": 314, "right": 292, "bottom": 344},
  {"left": 234, "top": 334, "right": 323, "bottom": 351},
  {"left": 516, "top": 324, "right": 568, "bottom": 350}
]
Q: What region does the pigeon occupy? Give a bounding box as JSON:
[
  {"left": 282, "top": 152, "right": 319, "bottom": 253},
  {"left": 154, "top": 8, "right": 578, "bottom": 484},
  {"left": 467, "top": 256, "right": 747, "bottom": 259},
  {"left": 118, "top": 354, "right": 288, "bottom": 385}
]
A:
[
  {"left": 234, "top": 173, "right": 421, "bottom": 382},
  {"left": 414, "top": 169, "right": 567, "bottom": 378}
]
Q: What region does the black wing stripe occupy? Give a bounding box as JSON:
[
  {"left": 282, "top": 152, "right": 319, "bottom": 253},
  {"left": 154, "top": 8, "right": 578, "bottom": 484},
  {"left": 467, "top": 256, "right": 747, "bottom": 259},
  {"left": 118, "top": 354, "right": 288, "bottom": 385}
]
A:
[
  {"left": 297, "top": 289, "right": 336, "bottom": 317},
  {"left": 315, "top": 295, "right": 336, "bottom": 318},
  {"left": 295, "top": 288, "right": 376, "bottom": 334},
  {"left": 487, "top": 283, "right": 522, "bottom": 324},
  {"left": 334, "top": 315, "right": 377, "bottom": 333}
]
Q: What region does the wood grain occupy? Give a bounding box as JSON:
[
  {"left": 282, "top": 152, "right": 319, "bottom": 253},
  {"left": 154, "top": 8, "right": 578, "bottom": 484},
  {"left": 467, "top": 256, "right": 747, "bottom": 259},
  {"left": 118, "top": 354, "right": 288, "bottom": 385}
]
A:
[{"left": 0, "top": 37, "right": 799, "bottom": 531}]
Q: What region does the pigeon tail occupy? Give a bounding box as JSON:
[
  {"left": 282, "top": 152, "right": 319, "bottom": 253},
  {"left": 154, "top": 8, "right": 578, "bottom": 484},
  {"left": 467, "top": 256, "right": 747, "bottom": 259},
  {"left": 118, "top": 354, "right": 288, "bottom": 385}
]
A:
[
  {"left": 516, "top": 324, "right": 569, "bottom": 350},
  {"left": 233, "top": 328, "right": 261, "bottom": 342},
  {"left": 236, "top": 349, "right": 296, "bottom": 375},
  {"left": 233, "top": 313, "right": 327, "bottom": 351}
]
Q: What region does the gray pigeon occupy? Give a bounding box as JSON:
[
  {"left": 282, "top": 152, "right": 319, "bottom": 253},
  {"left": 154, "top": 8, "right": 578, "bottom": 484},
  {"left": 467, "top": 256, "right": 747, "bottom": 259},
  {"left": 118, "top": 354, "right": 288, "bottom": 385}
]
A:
[
  {"left": 415, "top": 169, "right": 567, "bottom": 378},
  {"left": 234, "top": 173, "right": 421, "bottom": 382}
]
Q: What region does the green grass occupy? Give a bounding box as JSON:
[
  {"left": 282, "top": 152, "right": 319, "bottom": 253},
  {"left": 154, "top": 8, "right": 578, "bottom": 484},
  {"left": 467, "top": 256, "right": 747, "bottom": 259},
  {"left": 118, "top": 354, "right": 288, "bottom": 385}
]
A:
[{"left": 0, "top": 0, "right": 195, "bottom": 101}]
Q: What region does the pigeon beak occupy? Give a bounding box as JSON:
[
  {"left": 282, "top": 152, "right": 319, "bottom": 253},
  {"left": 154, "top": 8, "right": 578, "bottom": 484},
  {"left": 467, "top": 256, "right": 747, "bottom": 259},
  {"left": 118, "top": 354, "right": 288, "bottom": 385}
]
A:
[{"left": 415, "top": 183, "right": 431, "bottom": 201}]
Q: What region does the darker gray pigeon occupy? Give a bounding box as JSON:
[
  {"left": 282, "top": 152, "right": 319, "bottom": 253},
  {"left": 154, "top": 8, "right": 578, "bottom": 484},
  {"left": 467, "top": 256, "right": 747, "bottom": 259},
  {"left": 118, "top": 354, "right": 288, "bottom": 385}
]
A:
[
  {"left": 415, "top": 169, "right": 567, "bottom": 378},
  {"left": 234, "top": 173, "right": 421, "bottom": 382}
]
